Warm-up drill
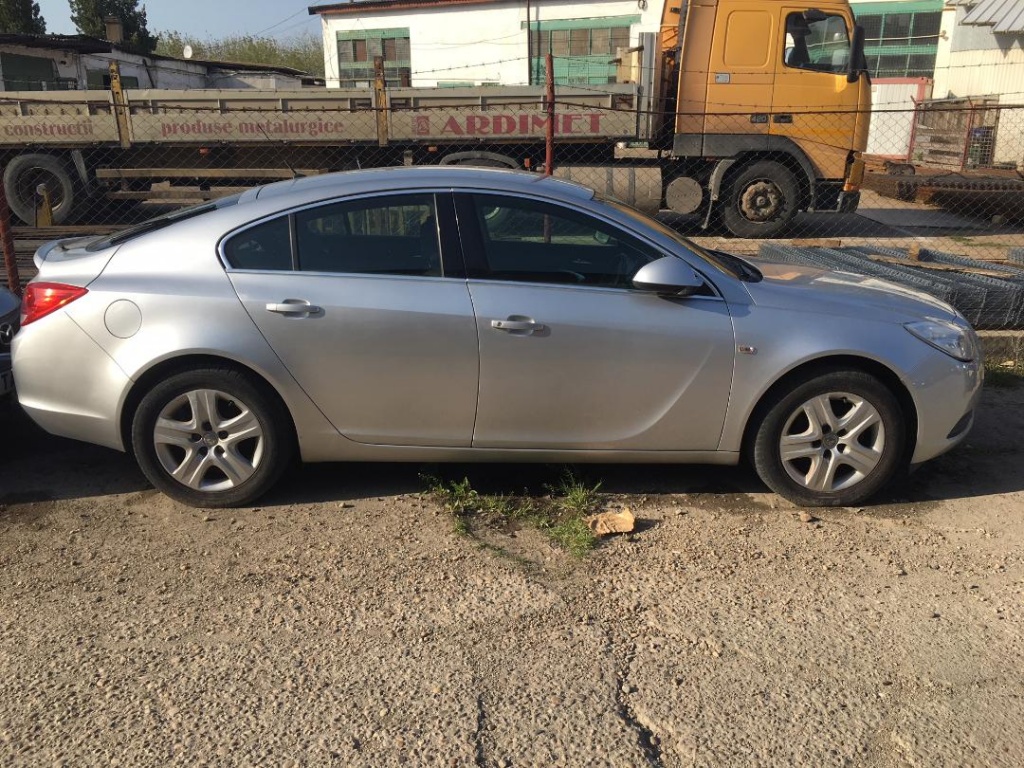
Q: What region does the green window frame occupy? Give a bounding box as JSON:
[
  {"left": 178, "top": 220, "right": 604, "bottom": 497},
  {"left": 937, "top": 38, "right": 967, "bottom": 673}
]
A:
[
  {"left": 852, "top": 1, "right": 942, "bottom": 77},
  {"left": 336, "top": 27, "right": 411, "bottom": 88},
  {"left": 526, "top": 15, "right": 639, "bottom": 86}
]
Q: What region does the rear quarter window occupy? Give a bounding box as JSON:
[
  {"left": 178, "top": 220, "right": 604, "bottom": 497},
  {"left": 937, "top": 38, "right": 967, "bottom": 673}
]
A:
[{"left": 223, "top": 217, "right": 293, "bottom": 271}]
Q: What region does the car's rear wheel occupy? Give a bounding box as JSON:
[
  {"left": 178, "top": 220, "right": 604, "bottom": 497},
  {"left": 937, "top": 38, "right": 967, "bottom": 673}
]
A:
[
  {"left": 752, "top": 370, "right": 906, "bottom": 507},
  {"left": 132, "top": 368, "right": 293, "bottom": 508}
]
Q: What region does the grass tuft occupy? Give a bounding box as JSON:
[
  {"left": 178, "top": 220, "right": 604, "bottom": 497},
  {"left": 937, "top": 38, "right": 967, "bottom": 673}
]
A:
[
  {"left": 547, "top": 469, "right": 603, "bottom": 515},
  {"left": 547, "top": 517, "right": 598, "bottom": 558},
  {"left": 421, "top": 469, "right": 601, "bottom": 557}
]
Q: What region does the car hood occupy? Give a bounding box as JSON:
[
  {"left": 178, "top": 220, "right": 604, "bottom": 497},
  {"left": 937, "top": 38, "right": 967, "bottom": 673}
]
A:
[{"left": 745, "top": 260, "right": 965, "bottom": 326}]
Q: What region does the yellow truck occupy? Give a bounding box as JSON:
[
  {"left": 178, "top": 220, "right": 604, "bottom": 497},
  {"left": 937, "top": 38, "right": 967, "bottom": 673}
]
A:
[{"left": 0, "top": 0, "right": 869, "bottom": 237}]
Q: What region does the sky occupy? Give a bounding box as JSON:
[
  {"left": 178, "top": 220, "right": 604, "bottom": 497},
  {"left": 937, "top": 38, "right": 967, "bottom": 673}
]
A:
[{"left": 35, "top": 0, "right": 323, "bottom": 40}]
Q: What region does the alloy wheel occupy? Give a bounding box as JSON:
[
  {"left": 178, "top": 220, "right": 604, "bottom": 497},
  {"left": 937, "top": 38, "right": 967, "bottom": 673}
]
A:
[
  {"left": 153, "top": 388, "right": 265, "bottom": 492},
  {"left": 779, "top": 392, "right": 886, "bottom": 494}
]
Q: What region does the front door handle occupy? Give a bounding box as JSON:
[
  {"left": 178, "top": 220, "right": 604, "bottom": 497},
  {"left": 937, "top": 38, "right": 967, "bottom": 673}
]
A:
[
  {"left": 266, "top": 299, "right": 322, "bottom": 316},
  {"left": 490, "top": 317, "right": 546, "bottom": 334}
]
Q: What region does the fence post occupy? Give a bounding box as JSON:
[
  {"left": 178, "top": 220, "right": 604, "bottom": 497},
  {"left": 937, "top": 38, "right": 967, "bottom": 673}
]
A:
[
  {"left": 373, "top": 55, "right": 390, "bottom": 148},
  {"left": 545, "top": 53, "right": 554, "bottom": 176},
  {"left": 108, "top": 61, "right": 132, "bottom": 150},
  {"left": 35, "top": 184, "right": 54, "bottom": 228},
  {"left": 0, "top": 180, "right": 20, "bottom": 296}
]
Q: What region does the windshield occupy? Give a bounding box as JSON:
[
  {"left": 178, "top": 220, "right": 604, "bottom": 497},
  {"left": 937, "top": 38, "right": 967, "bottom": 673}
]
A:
[
  {"left": 85, "top": 193, "right": 243, "bottom": 252},
  {"left": 602, "top": 198, "right": 762, "bottom": 282}
]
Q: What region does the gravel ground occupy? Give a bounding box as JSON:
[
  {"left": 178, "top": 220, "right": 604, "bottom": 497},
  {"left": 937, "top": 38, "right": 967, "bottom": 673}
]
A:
[{"left": 1, "top": 382, "right": 1023, "bottom": 767}]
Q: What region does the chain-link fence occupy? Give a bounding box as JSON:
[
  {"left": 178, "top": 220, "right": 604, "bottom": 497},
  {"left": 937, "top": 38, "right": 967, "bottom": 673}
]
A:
[{"left": 1, "top": 72, "right": 1023, "bottom": 329}]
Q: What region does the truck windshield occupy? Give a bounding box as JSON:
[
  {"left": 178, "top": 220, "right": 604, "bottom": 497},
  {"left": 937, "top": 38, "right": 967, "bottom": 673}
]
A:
[
  {"left": 784, "top": 11, "right": 851, "bottom": 74},
  {"left": 85, "top": 193, "right": 243, "bottom": 252}
]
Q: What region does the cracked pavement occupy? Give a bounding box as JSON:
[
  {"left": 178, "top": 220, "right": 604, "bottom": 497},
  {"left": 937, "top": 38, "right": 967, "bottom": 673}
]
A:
[{"left": 1, "top": 384, "right": 1024, "bottom": 766}]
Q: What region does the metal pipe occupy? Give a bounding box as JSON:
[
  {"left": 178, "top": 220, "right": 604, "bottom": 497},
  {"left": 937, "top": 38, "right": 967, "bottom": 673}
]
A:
[{"left": 545, "top": 52, "right": 554, "bottom": 176}]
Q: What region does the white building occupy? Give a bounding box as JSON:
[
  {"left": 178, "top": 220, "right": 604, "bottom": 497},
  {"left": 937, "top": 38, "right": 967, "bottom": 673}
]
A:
[
  {"left": 926, "top": 0, "right": 1024, "bottom": 168},
  {"left": 934, "top": 0, "right": 1024, "bottom": 103},
  {"left": 309, "top": 0, "right": 664, "bottom": 88},
  {"left": 0, "top": 33, "right": 318, "bottom": 92}
]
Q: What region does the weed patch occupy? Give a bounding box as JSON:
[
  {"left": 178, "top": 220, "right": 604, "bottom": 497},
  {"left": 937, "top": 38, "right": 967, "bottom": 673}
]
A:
[{"left": 422, "top": 470, "right": 600, "bottom": 557}]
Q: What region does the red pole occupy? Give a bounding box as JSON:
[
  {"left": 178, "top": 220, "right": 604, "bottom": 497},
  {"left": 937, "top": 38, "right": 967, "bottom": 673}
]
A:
[
  {"left": 545, "top": 52, "right": 554, "bottom": 176},
  {"left": 0, "top": 181, "right": 20, "bottom": 296}
]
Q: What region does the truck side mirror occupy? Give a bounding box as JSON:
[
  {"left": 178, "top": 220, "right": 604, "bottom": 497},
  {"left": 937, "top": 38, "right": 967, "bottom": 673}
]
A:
[{"left": 848, "top": 25, "right": 866, "bottom": 83}]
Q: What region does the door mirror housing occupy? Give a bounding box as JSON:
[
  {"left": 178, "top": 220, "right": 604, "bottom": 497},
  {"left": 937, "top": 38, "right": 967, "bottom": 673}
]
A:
[
  {"left": 847, "top": 24, "right": 867, "bottom": 83},
  {"left": 632, "top": 256, "right": 706, "bottom": 297}
]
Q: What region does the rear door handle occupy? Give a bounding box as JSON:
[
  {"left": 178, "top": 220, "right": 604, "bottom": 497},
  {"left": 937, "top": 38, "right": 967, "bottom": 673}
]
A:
[
  {"left": 266, "top": 299, "right": 322, "bottom": 316},
  {"left": 490, "top": 317, "right": 546, "bottom": 334}
]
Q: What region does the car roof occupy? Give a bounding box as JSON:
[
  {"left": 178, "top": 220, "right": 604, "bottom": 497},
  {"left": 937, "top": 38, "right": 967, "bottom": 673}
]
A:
[{"left": 242, "top": 165, "right": 597, "bottom": 206}]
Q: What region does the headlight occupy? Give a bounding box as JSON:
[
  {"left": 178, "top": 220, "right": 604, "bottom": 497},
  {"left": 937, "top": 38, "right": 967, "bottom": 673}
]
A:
[{"left": 905, "top": 319, "right": 979, "bottom": 362}]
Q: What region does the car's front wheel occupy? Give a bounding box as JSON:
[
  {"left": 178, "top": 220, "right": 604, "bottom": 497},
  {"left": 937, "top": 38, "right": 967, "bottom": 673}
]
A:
[
  {"left": 752, "top": 370, "right": 906, "bottom": 507},
  {"left": 132, "top": 368, "right": 293, "bottom": 508}
]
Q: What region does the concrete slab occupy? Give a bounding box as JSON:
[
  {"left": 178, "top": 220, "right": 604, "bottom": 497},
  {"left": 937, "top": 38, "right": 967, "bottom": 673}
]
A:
[{"left": 856, "top": 206, "right": 992, "bottom": 231}]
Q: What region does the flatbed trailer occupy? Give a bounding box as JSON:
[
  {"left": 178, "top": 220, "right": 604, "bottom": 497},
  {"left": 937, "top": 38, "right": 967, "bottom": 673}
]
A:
[{"left": 0, "top": 0, "right": 872, "bottom": 237}]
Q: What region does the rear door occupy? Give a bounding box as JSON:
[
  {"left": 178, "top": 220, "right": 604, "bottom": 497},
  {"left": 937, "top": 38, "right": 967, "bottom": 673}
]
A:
[{"left": 226, "top": 192, "right": 480, "bottom": 447}]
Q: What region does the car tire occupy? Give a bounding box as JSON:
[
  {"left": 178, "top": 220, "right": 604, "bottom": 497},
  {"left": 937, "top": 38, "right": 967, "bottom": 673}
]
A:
[
  {"left": 131, "top": 367, "right": 294, "bottom": 508},
  {"left": 752, "top": 370, "right": 906, "bottom": 507},
  {"left": 719, "top": 160, "right": 799, "bottom": 239},
  {"left": 2, "top": 153, "right": 80, "bottom": 225}
]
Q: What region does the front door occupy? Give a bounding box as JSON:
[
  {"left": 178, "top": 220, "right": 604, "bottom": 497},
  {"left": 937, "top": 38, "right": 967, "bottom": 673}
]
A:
[
  {"left": 227, "top": 192, "right": 479, "bottom": 447},
  {"left": 455, "top": 193, "right": 736, "bottom": 451},
  {"left": 772, "top": 7, "right": 861, "bottom": 180}
]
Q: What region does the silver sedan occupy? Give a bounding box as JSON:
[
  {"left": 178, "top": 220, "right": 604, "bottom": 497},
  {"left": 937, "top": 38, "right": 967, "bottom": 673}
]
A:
[{"left": 12, "top": 168, "right": 982, "bottom": 508}]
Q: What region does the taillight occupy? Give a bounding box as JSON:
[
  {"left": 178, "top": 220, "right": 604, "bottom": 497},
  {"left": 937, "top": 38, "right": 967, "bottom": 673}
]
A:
[{"left": 21, "top": 282, "right": 89, "bottom": 326}]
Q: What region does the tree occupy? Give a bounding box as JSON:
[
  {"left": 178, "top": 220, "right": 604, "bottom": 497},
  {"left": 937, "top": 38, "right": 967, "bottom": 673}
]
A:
[
  {"left": 156, "top": 30, "right": 325, "bottom": 78},
  {"left": 70, "top": 0, "right": 156, "bottom": 53},
  {"left": 0, "top": 0, "right": 47, "bottom": 34}
]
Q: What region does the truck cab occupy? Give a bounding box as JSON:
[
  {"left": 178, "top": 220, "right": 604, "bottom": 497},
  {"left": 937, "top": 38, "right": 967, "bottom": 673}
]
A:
[{"left": 664, "top": 0, "right": 870, "bottom": 236}]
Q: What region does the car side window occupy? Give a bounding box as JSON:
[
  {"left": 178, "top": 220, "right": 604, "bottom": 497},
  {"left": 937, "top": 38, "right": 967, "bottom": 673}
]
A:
[
  {"left": 295, "top": 194, "right": 441, "bottom": 277},
  {"left": 470, "top": 195, "right": 661, "bottom": 288},
  {"left": 223, "top": 216, "right": 292, "bottom": 271}
]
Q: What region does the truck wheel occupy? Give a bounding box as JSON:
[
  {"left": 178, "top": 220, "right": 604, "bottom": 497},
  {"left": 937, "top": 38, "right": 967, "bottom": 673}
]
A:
[
  {"left": 719, "top": 160, "right": 798, "bottom": 239},
  {"left": 3, "top": 153, "right": 79, "bottom": 225}
]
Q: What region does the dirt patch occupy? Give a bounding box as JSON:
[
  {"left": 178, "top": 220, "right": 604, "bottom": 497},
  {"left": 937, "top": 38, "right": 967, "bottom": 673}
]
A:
[{"left": 1, "top": 385, "right": 1024, "bottom": 766}]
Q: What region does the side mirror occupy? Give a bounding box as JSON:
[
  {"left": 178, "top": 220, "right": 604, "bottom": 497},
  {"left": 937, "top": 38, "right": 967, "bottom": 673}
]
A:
[
  {"left": 632, "top": 256, "right": 705, "bottom": 297},
  {"left": 848, "top": 25, "right": 866, "bottom": 83}
]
